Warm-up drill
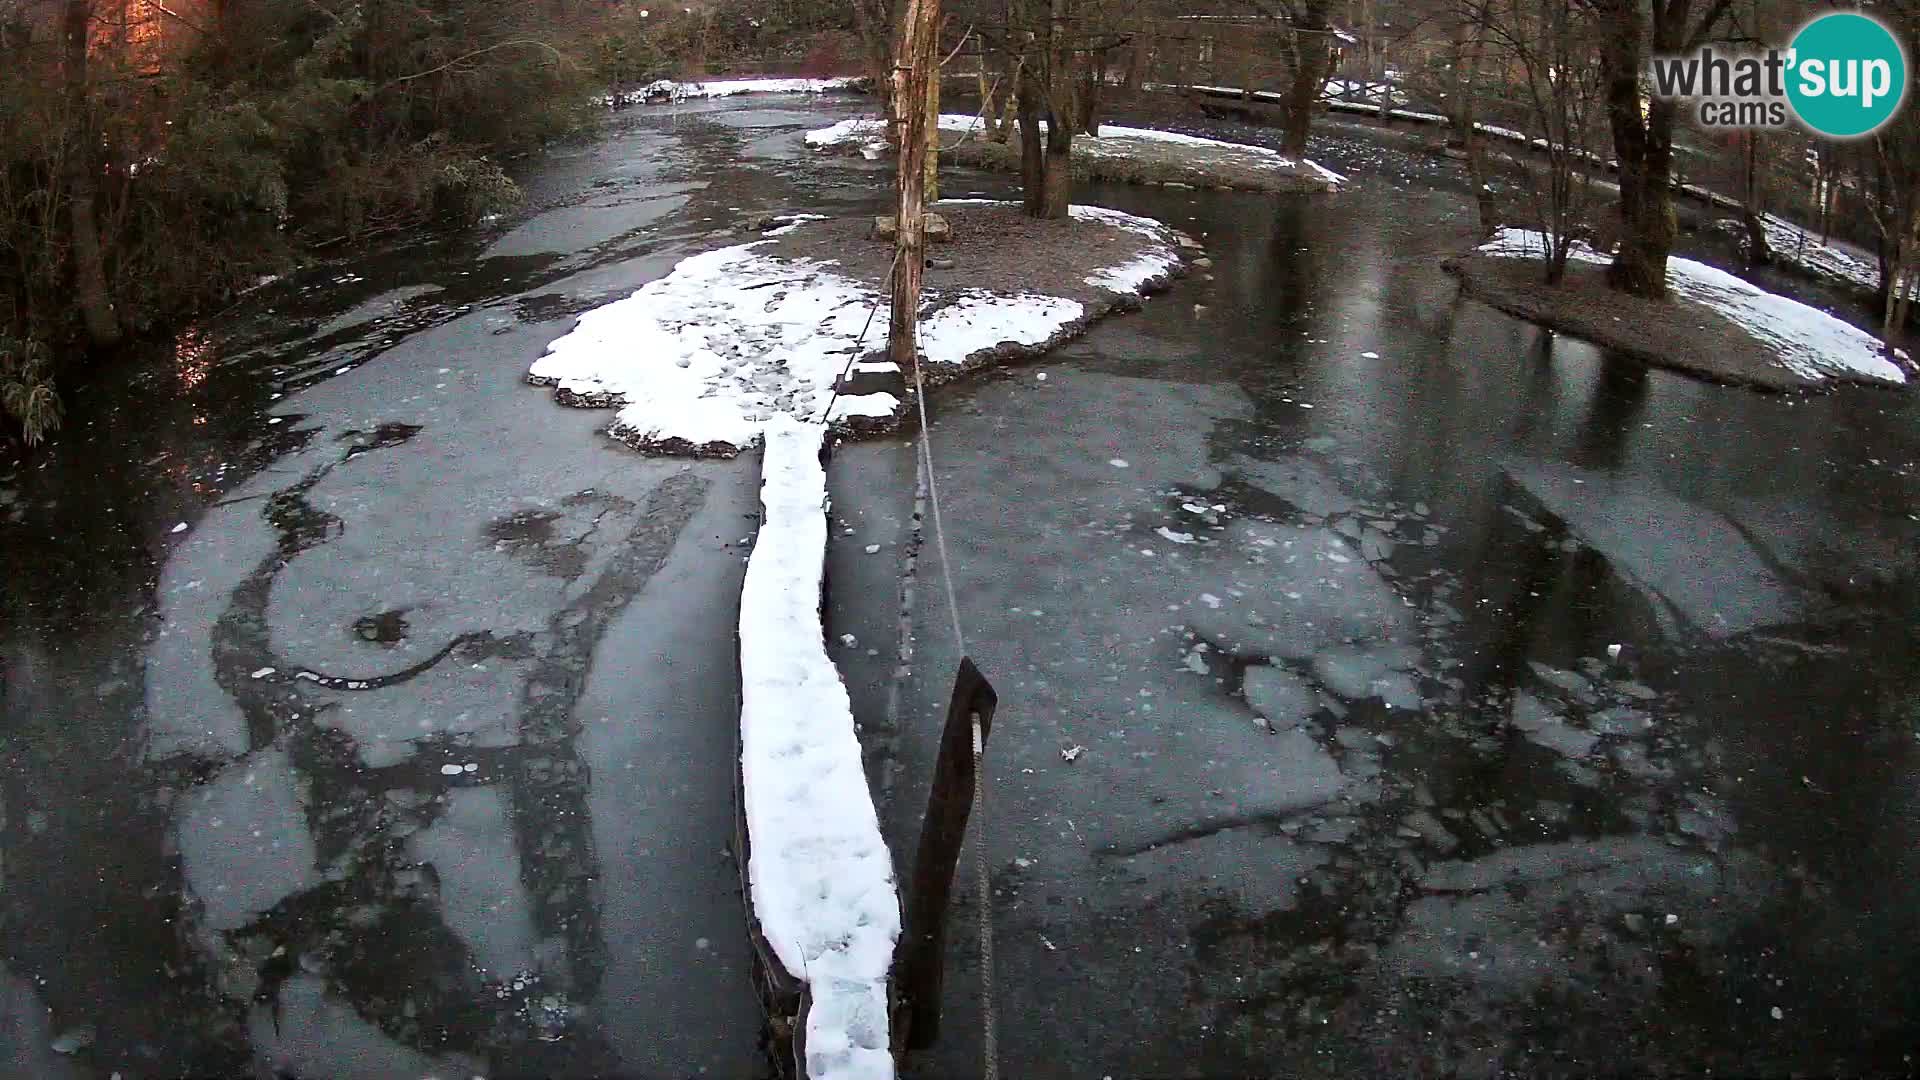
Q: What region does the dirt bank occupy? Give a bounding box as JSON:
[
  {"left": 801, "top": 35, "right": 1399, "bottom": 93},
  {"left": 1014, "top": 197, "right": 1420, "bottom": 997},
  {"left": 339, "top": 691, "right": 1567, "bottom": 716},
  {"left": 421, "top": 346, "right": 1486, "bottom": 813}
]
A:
[
  {"left": 527, "top": 201, "right": 1192, "bottom": 455},
  {"left": 766, "top": 201, "right": 1191, "bottom": 427}
]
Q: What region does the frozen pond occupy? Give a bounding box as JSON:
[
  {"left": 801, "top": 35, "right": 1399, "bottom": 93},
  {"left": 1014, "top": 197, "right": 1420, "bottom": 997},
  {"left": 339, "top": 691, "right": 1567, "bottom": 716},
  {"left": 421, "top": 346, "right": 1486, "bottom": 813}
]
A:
[{"left": 1, "top": 90, "right": 1916, "bottom": 1078}]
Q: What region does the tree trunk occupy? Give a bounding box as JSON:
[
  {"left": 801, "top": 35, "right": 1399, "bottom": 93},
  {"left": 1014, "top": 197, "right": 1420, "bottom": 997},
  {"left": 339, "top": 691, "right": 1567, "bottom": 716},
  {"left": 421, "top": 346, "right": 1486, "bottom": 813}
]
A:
[
  {"left": 1038, "top": 0, "right": 1074, "bottom": 218},
  {"left": 1595, "top": 0, "right": 1673, "bottom": 299},
  {"left": 1739, "top": 133, "right": 1769, "bottom": 266},
  {"left": 1016, "top": 52, "right": 1046, "bottom": 217},
  {"left": 1041, "top": 118, "right": 1072, "bottom": 218},
  {"left": 1076, "top": 54, "right": 1102, "bottom": 135},
  {"left": 925, "top": 57, "right": 940, "bottom": 201},
  {"left": 1122, "top": 24, "right": 1148, "bottom": 93},
  {"left": 63, "top": 0, "right": 121, "bottom": 349},
  {"left": 887, "top": 0, "right": 940, "bottom": 370},
  {"left": 978, "top": 61, "right": 998, "bottom": 140},
  {"left": 1280, "top": 1, "right": 1335, "bottom": 157}
]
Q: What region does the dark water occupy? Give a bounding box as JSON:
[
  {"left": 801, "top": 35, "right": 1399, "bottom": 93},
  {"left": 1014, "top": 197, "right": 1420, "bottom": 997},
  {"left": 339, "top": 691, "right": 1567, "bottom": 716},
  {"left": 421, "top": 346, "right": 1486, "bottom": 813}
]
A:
[
  {"left": 853, "top": 139, "right": 1920, "bottom": 1075},
  {"left": 2, "top": 94, "right": 1917, "bottom": 1078}
]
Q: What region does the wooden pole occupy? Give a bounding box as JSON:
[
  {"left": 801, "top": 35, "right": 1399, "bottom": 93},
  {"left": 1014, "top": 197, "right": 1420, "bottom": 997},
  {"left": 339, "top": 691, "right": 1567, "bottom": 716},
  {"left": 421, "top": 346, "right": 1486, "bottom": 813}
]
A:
[
  {"left": 888, "top": 0, "right": 940, "bottom": 370},
  {"left": 897, "top": 657, "right": 997, "bottom": 1050},
  {"left": 926, "top": 54, "right": 941, "bottom": 202}
]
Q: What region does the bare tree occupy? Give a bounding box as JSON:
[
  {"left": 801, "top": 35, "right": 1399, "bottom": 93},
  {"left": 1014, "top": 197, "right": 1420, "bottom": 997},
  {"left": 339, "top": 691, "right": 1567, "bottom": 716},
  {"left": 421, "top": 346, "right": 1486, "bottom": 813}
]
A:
[{"left": 1484, "top": 0, "right": 1604, "bottom": 282}]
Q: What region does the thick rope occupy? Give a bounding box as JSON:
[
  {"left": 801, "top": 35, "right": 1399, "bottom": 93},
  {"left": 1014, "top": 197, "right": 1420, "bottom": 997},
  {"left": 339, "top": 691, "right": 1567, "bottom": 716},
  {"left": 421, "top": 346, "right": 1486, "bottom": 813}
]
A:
[{"left": 908, "top": 348, "right": 992, "bottom": 1079}]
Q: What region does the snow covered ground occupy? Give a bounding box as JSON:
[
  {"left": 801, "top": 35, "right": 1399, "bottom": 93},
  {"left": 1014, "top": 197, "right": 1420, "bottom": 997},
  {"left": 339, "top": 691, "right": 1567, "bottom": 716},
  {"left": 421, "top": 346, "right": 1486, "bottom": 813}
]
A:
[
  {"left": 606, "top": 76, "right": 860, "bottom": 106},
  {"left": 1479, "top": 227, "right": 1908, "bottom": 387},
  {"left": 528, "top": 205, "right": 1184, "bottom": 455},
  {"left": 804, "top": 113, "right": 1346, "bottom": 185},
  {"left": 1751, "top": 213, "right": 1917, "bottom": 301},
  {"left": 741, "top": 416, "right": 898, "bottom": 1080}
]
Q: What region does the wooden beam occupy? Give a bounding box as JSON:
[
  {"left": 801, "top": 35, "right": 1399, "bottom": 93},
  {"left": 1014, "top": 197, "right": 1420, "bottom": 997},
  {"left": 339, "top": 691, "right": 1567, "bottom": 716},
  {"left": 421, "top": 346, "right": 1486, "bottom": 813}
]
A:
[{"left": 896, "top": 657, "right": 998, "bottom": 1050}]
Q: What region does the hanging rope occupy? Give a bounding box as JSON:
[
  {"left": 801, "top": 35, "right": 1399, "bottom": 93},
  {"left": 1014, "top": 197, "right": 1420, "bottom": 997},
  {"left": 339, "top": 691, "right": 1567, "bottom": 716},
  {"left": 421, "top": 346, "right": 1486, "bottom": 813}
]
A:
[
  {"left": 908, "top": 347, "right": 994, "bottom": 1080},
  {"left": 910, "top": 353, "right": 966, "bottom": 656}
]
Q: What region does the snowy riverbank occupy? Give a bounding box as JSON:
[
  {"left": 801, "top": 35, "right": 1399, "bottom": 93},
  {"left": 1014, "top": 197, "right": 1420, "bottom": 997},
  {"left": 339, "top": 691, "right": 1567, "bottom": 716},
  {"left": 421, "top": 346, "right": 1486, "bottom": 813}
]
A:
[
  {"left": 1448, "top": 227, "right": 1908, "bottom": 391},
  {"left": 604, "top": 76, "right": 863, "bottom": 107},
  {"left": 805, "top": 113, "right": 1345, "bottom": 192}
]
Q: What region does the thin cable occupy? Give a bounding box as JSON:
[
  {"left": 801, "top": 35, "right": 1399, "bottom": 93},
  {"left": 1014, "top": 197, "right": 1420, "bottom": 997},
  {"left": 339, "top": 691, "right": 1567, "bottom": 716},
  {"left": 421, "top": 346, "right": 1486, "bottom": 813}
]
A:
[
  {"left": 909, "top": 352, "right": 966, "bottom": 656},
  {"left": 971, "top": 712, "right": 997, "bottom": 1080}
]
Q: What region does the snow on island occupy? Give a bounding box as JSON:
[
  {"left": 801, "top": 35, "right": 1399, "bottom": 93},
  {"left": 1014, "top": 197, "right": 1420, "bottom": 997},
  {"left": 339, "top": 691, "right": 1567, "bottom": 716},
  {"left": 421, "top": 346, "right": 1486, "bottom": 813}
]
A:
[
  {"left": 527, "top": 204, "right": 1188, "bottom": 455},
  {"left": 741, "top": 415, "right": 898, "bottom": 1080},
  {"left": 1474, "top": 227, "right": 1908, "bottom": 389},
  {"left": 804, "top": 113, "right": 1346, "bottom": 190},
  {"left": 606, "top": 76, "right": 862, "bottom": 106}
]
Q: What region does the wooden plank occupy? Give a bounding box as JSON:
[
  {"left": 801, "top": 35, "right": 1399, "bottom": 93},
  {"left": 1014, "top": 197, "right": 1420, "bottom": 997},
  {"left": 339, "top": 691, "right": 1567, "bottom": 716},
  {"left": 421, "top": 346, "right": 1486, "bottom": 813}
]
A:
[{"left": 895, "top": 656, "right": 998, "bottom": 1050}]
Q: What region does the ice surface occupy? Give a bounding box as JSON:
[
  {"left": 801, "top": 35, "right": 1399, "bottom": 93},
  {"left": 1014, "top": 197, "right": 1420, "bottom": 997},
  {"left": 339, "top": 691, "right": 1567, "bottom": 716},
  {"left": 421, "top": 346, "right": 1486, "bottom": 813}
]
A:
[
  {"left": 1310, "top": 646, "right": 1422, "bottom": 709},
  {"left": 1231, "top": 453, "right": 1358, "bottom": 519},
  {"left": 1504, "top": 459, "right": 1800, "bottom": 639},
  {"left": 248, "top": 974, "right": 484, "bottom": 1080},
  {"left": 406, "top": 785, "right": 538, "bottom": 980},
  {"left": 1187, "top": 521, "right": 1414, "bottom": 662},
  {"left": 144, "top": 505, "right": 278, "bottom": 762},
  {"left": 1111, "top": 828, "right": 1329, "bottom": 915},
  {"left": 739, "top": 417, "right": 898, "bottom": 1080},
  {"left": 178, "top": 749, "right": 320, "bottom": 931},
  {"left": 1242, "top": 665, "right": 1325, "bottom": 729},
  {"left": 316, "top": 657, "right": 529, "bottom": 768},
  {"left": 1392, "top": 839, "right": 1762, "bottom": 1001}
]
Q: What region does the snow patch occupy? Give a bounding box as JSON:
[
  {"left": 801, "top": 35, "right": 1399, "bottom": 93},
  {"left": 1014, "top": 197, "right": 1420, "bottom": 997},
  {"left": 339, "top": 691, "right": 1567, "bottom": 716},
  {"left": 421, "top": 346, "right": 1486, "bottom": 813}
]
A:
[
  {"left": 1071, "top": 204, "right": 1184, "bottom": 292},
  {"left": 740, "top": 417, "right": 898, "bottom": 1080},
  {"left": 1478, "top": 227, "right": 1908, "bottom": 386},
  {"left": 529, "top": 242, "right": 899, "bottom": 453},
  {"left": 921, "top": 292, "right": 1085, "bottom": 365}
]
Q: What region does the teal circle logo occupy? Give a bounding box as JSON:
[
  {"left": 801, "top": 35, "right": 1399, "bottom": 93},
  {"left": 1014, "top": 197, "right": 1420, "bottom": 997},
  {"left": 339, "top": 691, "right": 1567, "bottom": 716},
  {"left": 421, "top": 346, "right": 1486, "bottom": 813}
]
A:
[{"left": 1786, "top": 12, "right": 1908, "bottom": 137}]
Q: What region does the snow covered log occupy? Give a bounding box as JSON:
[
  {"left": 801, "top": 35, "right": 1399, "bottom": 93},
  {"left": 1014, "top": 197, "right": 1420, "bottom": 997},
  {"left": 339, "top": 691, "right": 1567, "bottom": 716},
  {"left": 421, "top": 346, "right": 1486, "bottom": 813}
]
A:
[{"left": 738, "top": 416, "right": 900, "bottom": 1080}]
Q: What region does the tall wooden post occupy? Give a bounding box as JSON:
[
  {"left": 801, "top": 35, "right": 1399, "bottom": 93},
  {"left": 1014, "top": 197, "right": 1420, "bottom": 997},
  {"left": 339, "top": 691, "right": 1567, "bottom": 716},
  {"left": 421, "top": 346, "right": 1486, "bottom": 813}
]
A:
[
  {"left": 926, "top": 59, "right": 941, "bottom": 202},
  {"left": 888, "top": 0, "right": 940, "bottom": 370}
]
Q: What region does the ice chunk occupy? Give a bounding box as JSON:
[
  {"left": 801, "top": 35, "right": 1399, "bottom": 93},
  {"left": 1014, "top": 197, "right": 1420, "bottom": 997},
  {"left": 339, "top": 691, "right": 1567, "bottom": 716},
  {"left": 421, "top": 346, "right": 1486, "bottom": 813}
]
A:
[
  {"left": 1312, "top": 646, "right": 1423, "bottom": 709},
  {"left": 1241, "top": 665, "right": 1324, "bottom": 729},
  {"left": 1230, "top": 454, "right": 1357, "bottom": 519},
  {"left": 178, "top": 749, "right": 320, "bottom": 931},
  {"left": 1188, "top": 522, "right": 1413, "bottom": 662}
]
